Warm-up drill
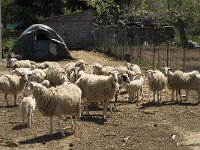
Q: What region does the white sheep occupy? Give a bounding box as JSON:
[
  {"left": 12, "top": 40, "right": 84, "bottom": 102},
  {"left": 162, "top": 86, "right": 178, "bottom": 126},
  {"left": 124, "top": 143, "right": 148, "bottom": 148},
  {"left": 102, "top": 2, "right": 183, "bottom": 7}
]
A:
[
  {"left": 20, "top": 96, "right": 36, "bottom": 128},
  {"left": 92, "top": 63, "right": 136, "bottom": 81},
  {"left": 37, "top": 61, "right": 61, "bottom": 69},
  {"left": 0, "top": 73, "right": 29, "bottom": 106},
  {"left": 92, "top": 63, "right": 114, "bottom": 75},
  {"left": 29, "top": 69, "right": 47, "bottom": 83},
  {"left": 4, "top": 58, "right": 18, "bottom": 68},
  {"left": 12, "top": 60, "right": 36, "bottom": 69},
  {"left": 121, "top": 73, "right": 144, "bottom": 102},
  {"left": 75, "top": 71, "right": 119, "bottom": 120},
  {"left": 28, "top": 81, "right": 82, "bottom": 137},
  {"left": 124, "top": 62, "right": 141, "bottom": 73},
  {"left": 164, "top": 67, "right": 199, "bottom": 101},
  {"left": 46, "top": 67, "right": 68, "bottom": 86},
  {"left": 65, "top": 60, "right": 86, "bottom": 77},
  {"left": 147, "top": 70, "right": 167, "bottom": 103},
  {"left": 182, "top": 70, "right": 199, "bottom": 101},
  {"left": 21, "top": 80, "right": 50, "bottom": 128},
  {"left": 11, "top": 65, "right": 36, "bottom": 76}
]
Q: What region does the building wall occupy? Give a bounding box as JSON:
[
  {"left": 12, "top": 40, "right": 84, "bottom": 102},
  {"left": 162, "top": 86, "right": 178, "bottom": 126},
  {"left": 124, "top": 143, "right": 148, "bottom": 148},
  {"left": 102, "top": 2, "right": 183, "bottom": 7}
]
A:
[{"left": 43, "top": 10, "right": 93, "bottom": 49}]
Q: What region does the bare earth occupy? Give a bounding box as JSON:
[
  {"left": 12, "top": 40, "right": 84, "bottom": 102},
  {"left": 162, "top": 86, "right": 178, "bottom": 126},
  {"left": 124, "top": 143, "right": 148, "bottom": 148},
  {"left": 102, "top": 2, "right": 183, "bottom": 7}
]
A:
[{"left": 0, "top": 50, "right": 200, "bottom": 150}]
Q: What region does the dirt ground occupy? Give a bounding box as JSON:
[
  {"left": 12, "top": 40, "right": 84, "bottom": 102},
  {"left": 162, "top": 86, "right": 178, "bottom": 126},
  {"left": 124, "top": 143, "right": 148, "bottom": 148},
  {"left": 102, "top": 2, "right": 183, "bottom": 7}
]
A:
[{"left": 0, "top": 50, "right": 200, "bottom": 150}]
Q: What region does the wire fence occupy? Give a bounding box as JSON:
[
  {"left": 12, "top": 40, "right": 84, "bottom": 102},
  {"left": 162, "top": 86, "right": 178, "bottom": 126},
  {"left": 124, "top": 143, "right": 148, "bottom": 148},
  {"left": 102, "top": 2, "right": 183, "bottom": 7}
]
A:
[{"left": 93, "top": 26, "right": 200, "bottom": 72}]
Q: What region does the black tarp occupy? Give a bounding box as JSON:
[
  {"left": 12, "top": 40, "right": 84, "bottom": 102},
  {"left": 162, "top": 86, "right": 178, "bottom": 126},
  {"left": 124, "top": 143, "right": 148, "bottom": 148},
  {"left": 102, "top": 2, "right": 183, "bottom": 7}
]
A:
[{"left": 13, "top": 24, "right": 72, "bottom": 60}]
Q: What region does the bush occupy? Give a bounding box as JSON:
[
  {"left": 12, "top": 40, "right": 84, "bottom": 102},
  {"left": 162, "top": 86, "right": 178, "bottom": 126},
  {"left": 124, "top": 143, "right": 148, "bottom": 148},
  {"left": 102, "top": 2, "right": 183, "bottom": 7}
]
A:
[{"left": 3, "top": 37, "right": 16, "bottom": 59}]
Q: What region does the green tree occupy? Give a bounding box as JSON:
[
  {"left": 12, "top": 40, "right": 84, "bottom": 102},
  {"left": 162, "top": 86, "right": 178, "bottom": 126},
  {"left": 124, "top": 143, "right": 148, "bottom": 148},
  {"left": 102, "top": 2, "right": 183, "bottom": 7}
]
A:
[{"left": 86, "top": 0, "right": 120, "bottom": 26}]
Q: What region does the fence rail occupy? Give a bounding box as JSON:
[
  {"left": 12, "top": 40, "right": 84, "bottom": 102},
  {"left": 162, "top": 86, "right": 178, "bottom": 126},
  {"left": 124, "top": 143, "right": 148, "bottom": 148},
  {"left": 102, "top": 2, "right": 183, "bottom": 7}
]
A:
[{"left": 93, "top": 26, "right": 200, "bottom": 71}]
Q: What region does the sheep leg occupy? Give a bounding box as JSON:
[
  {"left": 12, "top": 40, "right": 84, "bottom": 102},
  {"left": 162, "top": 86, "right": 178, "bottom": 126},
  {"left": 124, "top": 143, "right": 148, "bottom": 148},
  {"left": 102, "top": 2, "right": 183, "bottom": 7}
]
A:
[
  {"left": 185, "top": 90, "right": 189, "bottom": 101},
  {"left": 109, "top": 101, "right": 113, "bottom": 113},
  {"left": 102, "top": 100, "right": 108, "bottom": 120},
  {"left": 140, "top": 88, "right": 143, "bottom": 99},
  {"left": 171, "top": 89, "right": 175, "bottom": 101},
  {"left": 158, "top": 91, "right": 162, "bottom": 103},
  {"left": 84, "top": 102, "right": 89, "bottom": 115},
  {"left": 153, "top": 91, "right": 156, "bottom": 102},
  {"left": 175, "top": 90, "right": 179, "bottom": 102},
  {"left": 157, "top": 91, "right": 160, "bottom": 103},
  {"left": 70, "top": 115, "right": 77, "bottom": 133},
  {"left": 27, "top": 107, "right": 32, "bottom": 128},
  {"left": 179, "top": 90, "right": 182, "bottom": 102},
  {"left": 14, "top": 94, "right": 17, "bottom": 106},
  {"left": 57, "top": 116, "right": 65, "bottom": 137},
  {"left": 128, "top": 93, "right": 132, "bottom": 102},
  {"left": 4, "top": 93, "right": 9, "bottom": 106},
  {"left": 22, "top": 110, "right": 25, "bottom": 127},
  {"left": 49, "top": 117, "right": 53, "bottom": 136},
  {"left": 136, "top": 92, "right": 139, "bottom": 101}
]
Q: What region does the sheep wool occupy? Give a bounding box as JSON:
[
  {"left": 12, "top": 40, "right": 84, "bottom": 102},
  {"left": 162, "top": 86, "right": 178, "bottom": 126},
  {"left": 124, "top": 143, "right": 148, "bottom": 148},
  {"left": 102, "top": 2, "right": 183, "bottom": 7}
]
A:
[
  {"left": 65, "top": 60, "right": 86, "bottom": 77},
  {"left": 20, "top": 96, "right": 36, "bottom": 128},
  {"left": 122, "top": 73, "right": 144, "bottom": 102},
  {"left": 75, "top": 71, "right": 119, "bottom": 119},
  {"left": 12, "top": 60, "right": 36, "bottom": 69},
  {"left": 30, "top": 82, "right": 82, "bottom": 136},
  {"left": 125, "top": 63, "right": 141, "bottom": 74},
  {"left": 0, "top": 73, "right": 29, "bottom": 106},
  {"left": 46, "top": 67, "right": 68, "bottom": 86},
  {"left": 147, "top": 70, "right": 166, "bottom": 102}
]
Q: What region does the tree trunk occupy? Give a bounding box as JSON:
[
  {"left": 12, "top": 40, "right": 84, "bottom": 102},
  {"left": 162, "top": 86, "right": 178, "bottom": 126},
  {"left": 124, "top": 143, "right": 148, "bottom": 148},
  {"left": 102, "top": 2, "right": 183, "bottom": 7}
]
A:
[{"left": 175, "top": 18, "right": 188, "bottom": 48}]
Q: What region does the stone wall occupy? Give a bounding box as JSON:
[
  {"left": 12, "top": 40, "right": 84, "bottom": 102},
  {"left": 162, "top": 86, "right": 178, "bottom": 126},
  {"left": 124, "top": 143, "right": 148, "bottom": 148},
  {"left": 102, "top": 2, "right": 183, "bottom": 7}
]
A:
[{"left": 43, "top": 10, "right": 93, "bottom": 49}]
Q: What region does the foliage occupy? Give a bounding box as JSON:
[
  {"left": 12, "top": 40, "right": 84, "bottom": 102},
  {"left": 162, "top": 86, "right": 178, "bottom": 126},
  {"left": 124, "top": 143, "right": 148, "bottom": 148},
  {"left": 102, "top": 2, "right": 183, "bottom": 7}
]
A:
[
  {"left": 86, "top": 0, "right": 121, "bottom": 26},
  {"left": 3, "top": 38, "right": 16, "bottom": 59}
]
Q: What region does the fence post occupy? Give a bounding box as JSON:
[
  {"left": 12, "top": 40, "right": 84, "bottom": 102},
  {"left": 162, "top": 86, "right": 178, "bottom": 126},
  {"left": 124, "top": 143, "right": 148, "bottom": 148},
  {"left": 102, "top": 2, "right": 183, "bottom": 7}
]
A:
[
  {"left": 167, "top": 42, "right": 170, "bottom": 67},
  {"left": 183, "top": 47, "right": 186, "bottom": 71},
  {"left": 153, "top": 44, "right": 156, "bottom": 70},
  {"left": 157, "top": 48, "right": 160, "bottom": 69}
]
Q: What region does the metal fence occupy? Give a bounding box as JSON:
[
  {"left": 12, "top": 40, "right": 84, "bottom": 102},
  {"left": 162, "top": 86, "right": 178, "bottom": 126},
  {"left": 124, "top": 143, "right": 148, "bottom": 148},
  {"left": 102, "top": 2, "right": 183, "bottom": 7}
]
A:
[{"left": 93, "top": 26, "right": 200, "bottom": 72}]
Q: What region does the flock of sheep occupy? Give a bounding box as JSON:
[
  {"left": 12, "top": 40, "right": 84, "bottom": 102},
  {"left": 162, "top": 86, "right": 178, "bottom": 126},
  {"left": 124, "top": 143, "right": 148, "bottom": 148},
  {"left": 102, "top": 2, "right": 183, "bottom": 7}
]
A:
[{"left": 0, "top": 58, "right": 200, "bottom": 138}]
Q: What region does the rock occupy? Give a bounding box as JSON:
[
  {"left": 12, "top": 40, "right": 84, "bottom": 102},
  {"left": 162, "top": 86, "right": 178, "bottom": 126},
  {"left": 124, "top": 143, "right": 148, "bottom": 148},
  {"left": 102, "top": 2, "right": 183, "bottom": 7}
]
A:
[{"left": 69, "top": 142, "right": 74, "bottom": 147}]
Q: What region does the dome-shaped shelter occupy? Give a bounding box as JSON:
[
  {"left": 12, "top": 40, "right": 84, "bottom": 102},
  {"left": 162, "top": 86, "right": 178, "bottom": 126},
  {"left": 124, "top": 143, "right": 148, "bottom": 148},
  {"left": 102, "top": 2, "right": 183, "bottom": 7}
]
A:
[{"left": 13, "top": 24, "right": 72, "bottom": 60}]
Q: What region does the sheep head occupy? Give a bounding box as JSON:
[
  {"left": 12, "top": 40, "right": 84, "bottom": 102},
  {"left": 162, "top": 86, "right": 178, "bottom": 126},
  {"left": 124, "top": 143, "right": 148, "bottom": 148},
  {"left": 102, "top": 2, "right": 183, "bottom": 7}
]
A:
[
  {"left": 71, "top": 67, "right": 81, "bottom": 76},
  {"left": 121, "top": 74, "right": 130, "bottom": 83},
  {"left": 162, "top": 67, "right": 173, "bottom": 76},
  {"left": 146, "top": 70, "right": 155, "bottom": 82},
  {"left": 20, "top": 73, "right": 31, "bottom": 82},
  {"left": 75, "top": 60, "right": 86, "bottom": 70},
  {"left": 110, "top": 71, "right": 119, "bottom": 83},
  {"left": 28, "top": 82, "right": 45, "bottom": 92}
]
